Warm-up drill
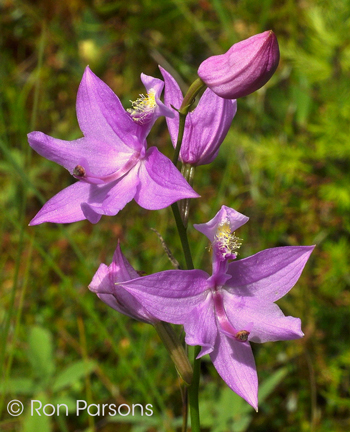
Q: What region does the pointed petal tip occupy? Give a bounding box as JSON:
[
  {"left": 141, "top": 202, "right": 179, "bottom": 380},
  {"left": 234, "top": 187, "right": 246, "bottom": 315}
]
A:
[{"left": 28, "top": 215, "right": 42, "bottom": 226}]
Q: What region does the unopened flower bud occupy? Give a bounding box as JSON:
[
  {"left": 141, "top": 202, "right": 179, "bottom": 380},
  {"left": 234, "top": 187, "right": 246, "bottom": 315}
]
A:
[{"left": 198, "top": 30, "right": 280, "bottom": 99}]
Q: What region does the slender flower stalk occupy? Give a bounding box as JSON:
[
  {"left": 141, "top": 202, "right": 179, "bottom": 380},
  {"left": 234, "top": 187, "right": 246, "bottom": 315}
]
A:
[
  {"left": 165, "top": 74, "right": 208, "bottom": 431},
  {"left": 179, "top": 164, "right": 196, "bottom": 227}
]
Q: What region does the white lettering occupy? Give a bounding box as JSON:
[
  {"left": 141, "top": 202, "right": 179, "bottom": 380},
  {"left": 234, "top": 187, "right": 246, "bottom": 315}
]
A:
[
  {"left": 56, "top": 404, "right": 68, "bottom": 416},
  {"left": 132, "top": 404, "right": 143, "bottom": 416},
  {"left": 43, "top": 404, "right": 55, "bottom": 416},
  {"left": 76, "top": 400, "right": 87, "bottom": 415},
  {"left": 109, "top": 404, "right": 117, "bottom": 416},
  {"left": 118, "top": 404, "right": 131, "bottom": 416},
  {"left": 31, "top": 400, "right": 42, "bottom": 416},
  {"left": 145, "top": 404, "right": 153, "bottom": 416},
  {"left": 87, "top": 403, "right": 100, "bottom": 416}
]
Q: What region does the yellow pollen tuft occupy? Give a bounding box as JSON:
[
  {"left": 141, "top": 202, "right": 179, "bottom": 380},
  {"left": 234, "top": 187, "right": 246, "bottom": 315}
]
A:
[
  {"left": 214, "top": 222, "right": 243, "bottom": 258},
  {"left": 127, "top": 89, "right": 157, "bottom": 124}
]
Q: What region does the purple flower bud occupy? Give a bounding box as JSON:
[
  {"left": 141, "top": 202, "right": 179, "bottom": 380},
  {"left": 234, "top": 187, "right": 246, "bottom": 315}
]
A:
[{"left": 198, "top": 30, "right": 280, "bottom": 99}]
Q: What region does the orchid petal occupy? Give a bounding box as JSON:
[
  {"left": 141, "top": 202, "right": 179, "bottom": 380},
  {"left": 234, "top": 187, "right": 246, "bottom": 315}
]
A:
[
  {"left": 194, "top": 205, "right": 249, "bottom": 242},
  {"left": 88, "top": 243, "right": 152, "bottom": 322},
  {"left": 119, "top": 270, "right": 209, "bottom": 323},
  {"left": 135, "top": 147, "right": 200, "bottom": 210},
  {"left": 81, "top": 164, "right": 139, "bottom": 218},
  {"left": 160, "top": 67, "right": 237, "bottom": 166},
  {"left": 184, "top": 293, "right": 217, "bottom": 357},
  {"left": 29, "top": 181, "right": 103, "bottom": 225},
  {"left": 159, "top": 66, "right": 182, "bottom": 146},
  {"left": 226, "top": 246, "right": 315, "bottom": 301},
  {"left": 180, "top": 89, "right": 236, "bottom": 166},
  {"left": 141, "top": 73, "right": 175, "bottom": 120},
  {"left": 223, "top": 290, "right": 304, "bottom": 343},
  {"left": 110, "top": 241, "right": 141, "bottom": 281},
  {"left": 210, "top": 332, "right": 258, "bottom": 410},
  {"left": 77, "top": 66, "right": 142, "bottom": 152},
  {"left": 28, "top": 132, "right": 134, "bottom": 176}
]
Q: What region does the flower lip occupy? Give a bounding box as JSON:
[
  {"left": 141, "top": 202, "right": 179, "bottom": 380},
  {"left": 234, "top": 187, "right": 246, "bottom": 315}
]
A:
[
  {"left": 72, "top": 151, "right": 142, "bottom": 185},
  {"left": 213, "top": 290, "right": 252, "bottom": 342}
]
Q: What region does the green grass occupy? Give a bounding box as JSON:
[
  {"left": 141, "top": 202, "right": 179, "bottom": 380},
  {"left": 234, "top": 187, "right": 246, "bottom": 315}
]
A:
[{"left": 1, "top": 0, "right": 350, "bottom": 431}]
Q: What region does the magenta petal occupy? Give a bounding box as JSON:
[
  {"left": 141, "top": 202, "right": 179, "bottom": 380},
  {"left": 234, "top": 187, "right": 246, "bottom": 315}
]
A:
[
  {"left": 82, "top": 164, "right": 140, "bottom": 217},
  {"left": 160, "top": 67, "right": 237, "bottom": 166},
  {"left": 88, "top": 243, "right": 153, "bottom": 323},
  {"left": 183, "top": 293, "right": 217, "bottom": 357},
  {"left": 194, "top": 205, "right": 249, "bottom": 242},
  {"left": 159, "top": 66, "right": 182, "bottom": 146},
  {"left": 77, "top": 67, "right": 141, "bottom": 152},
  {"left": 29, "top": 181, "right": 101, "bottom": 225},
  {"left": 135, "top": 147, "right": 200, "bottom": 210},
  {"left": 110, "top": 241, "right": 140, "bottom": 281},
  {"left": 226, "top": 246, "right": 315, "bottom": 301},
  {"left": 28, "top": 132, "right": 131, "bottom": 177},
  {"left": 223, "top": 290, "right": 304, "bottom": 343},
  {"left": 210, "top": 332, "right": 258, "bottom": 410},
  {"left": 140, "top": 73, "right": 175, "bottom": 120},
  {"left": 180, "top": 89, "right": 237, "bottom": 166},
  {"left": 119, "top": 270, "right": 209, "bottom": 324}
]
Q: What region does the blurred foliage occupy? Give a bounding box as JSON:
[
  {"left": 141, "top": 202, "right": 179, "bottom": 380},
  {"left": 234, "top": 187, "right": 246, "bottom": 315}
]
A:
[{"left": 1, "top": 0, "right": 350, "bottom": 430}]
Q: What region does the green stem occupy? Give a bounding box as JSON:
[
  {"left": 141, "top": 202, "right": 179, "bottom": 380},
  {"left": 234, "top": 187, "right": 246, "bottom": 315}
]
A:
[
  {"left": 172, "top": 77, "right": 205, "bottom": 167},
  {"left": 173, "top": 112, "right": 187, "bottom": 167},
  {"left": 171, "top": 203, "right": 194, "bottom": 270},
  {"left": 170, "top": 77, "right": 206, "bottom": 432},
  {"left": 153, "top": 321, "right": 193, "bottom": 386},
  {"left": 179, "top": 165, "right": 196, "bottom": 227},
  {"left": 188, "top": 346, "right": 202, "bottom": 432}
]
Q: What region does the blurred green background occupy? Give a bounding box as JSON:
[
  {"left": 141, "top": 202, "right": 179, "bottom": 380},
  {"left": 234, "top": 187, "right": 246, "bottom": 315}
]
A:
[{"left": 1, "top": 0, "right": 350, "bottom": 430}]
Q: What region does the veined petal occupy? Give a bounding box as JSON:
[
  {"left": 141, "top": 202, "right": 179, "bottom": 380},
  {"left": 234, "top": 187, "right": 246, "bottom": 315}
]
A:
[
  {"left": 88, "top": 244, "right": 152, "bottom": 323},
  {"left": 194, "top": 205, "right": 249, "bottom": 242},
  {"left": 110, "top": 241, "right": 140, "bottom": 281},
  {"left": 184, "top": 292, "right": 217, "bottom": 357},
  {"left": 141, "top": 73, "right": 175, "bottom": 120},
  {"left": 77, "top": 66, "right": 142, "bottom": 152},
  {"left": 160, "top": 67, "right": 237, "bottom": 166},
  {"left": 119, "top": 270, "right": 209, "bottom": 324},
  {"left": 180, "top": 89, "right": 236, "bottom": 166},
  {"left": 210, "top": 331, "right": 258, "bottom": 410},
  {"left": 223, "top": 290, "right": 304, "bottom": 343},
  {"left": 28, "top": 132, "right": 135, "bottom": 177},
  {"left": 81, "top": 164, "right": 139, "bottom": 218},
  {"left": 226, "top": 246, "right": 315, "bottom": 301},
  {"left": 127, "top": 73, "right": 174, "bottom": 140},
  {"left": 29, "top": 181, "right": 103, "bottom": 225},
  {"left": 159, "top": 66, "right": 182, "bottom": 146},
  {"left": 135, "top": 147, "right": 200, "bottom": 210}
]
